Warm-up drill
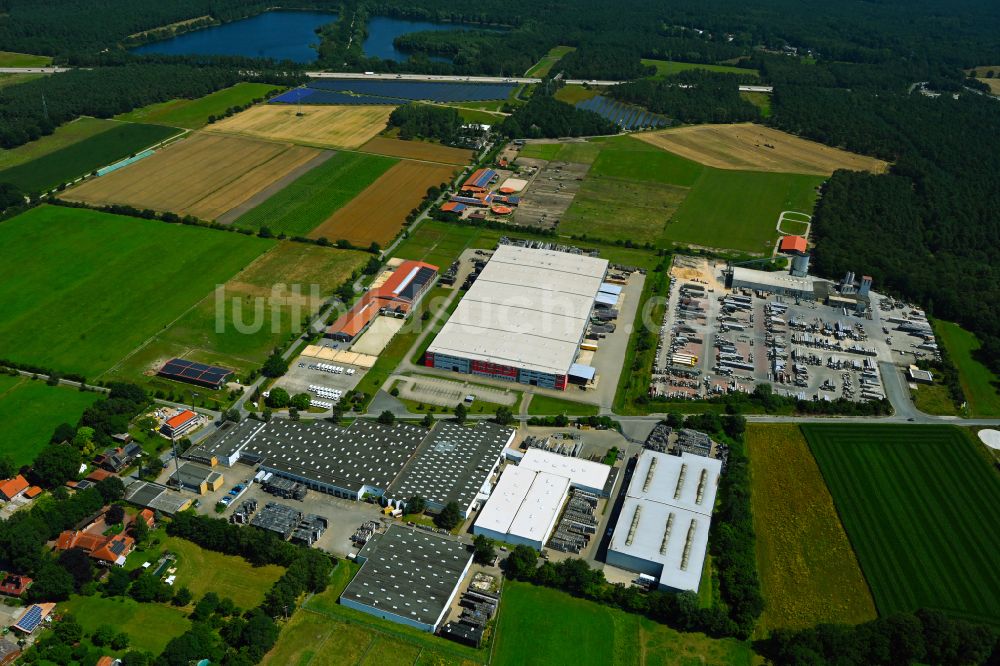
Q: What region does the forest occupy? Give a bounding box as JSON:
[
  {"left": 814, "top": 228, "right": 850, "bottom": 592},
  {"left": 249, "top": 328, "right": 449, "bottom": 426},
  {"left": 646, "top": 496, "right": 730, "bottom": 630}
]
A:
[
  {"left": 499, "top": 93, "right": 616, "bottom": 139},
  {"left": 609, "top": 71, "right": 761, "bottom": 123},
  {"left": 387, "top": 102, "right": 462, "bottom": 141}
]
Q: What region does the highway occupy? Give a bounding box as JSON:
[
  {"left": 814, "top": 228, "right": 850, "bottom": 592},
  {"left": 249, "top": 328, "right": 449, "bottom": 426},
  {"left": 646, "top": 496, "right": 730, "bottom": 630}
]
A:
[{"left": 0, "top": 67, "right": 71, "bottom": 74}]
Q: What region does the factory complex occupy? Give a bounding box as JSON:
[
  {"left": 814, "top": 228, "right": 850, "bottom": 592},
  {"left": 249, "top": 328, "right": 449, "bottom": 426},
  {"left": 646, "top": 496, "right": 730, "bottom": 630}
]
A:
[
  {"left": 606, "top": 451, "right": 722, "bottom": 593},
  {"left": 473, "top": 448, "right": 612, "bottom": 549},
  {"left": 425, "top": 244, "right": 612, "bottom": 390}
]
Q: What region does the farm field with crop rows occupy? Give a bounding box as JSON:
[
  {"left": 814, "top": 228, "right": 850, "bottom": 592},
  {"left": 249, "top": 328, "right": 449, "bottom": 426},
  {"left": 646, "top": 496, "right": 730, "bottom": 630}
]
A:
[
  {"left": 210, "top": 104, "right": 394, "bottom": 150},
  {"left": 747, "top": 424, "right": 876, "bottom": 632},
  {"left": 804, "top": 424, "right": 1000, "bottom": 626},
  {"left": 234, "top": 151, "right": 397, "bottom": 237},
  {"left": 63, "top": 132, "right": 320, "bottom": 220}
]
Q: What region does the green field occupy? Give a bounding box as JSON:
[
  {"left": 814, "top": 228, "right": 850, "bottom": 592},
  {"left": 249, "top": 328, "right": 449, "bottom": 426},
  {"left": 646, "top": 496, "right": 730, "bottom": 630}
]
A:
[
  {"left": 106, "top": 241, "right": 367, "bottom": 394},
  {"left": 115, "top": 82, "right": 283, "bottom": 129},
  {"left": 126, "top": 534, "right": 285, "bottom": 609},
  {"left": 0, "top": 375, "right": 102, "bottom": 466},
  {"left": 911, "top": 381, "right": 960, "bottom": 416},
  {"left": 0, "top": 117, "right": 119, "bottom": 171},
  {"left": 518, "top": 142, "right": 562, "bottom": 160},
  {"left": 525, "top": 45, "right": 576, "bottom": 77},
  {"left": 0, "top": 122, "right": 180, "bottom": 193},
  {"left": 0, "top": 50, "right": 51, "bottom": 67},
  {"left": 264, "top": 561, "right": 482, "bottom": 666},
  {"left": 0, "top": 206, "right": 272, "bottom": 379},
  {"left": 60, "top": 594, "right": 191, "bottom": 655},
  {"left": 667, "top": 168, "right": 822, "bottom": 252},
  {"left": 234, "top": 151, "right": 397, "bottom": 236},
  {"left": 740, "top": 91, "right": 772, "bottom": 117},
  {"left": 747, "top": 425, "right": 876, "bottom": 632},
  {"left": 0, "top": 72, "right": 43, "bottom": 89},
  {"left": 494, "top": 582, "right": 753, "bottom": 666},
  {"left": 561, "top": 176, "right": 689, "bottom": 244},
  {"left": 526, "top": 394, "right": 599, "bottom": 416},
  {"left": 804, "top": 424, "right": 1000, "bottom": 625},
  {"left": 519, "top": 141, "right": 601, "bottom": 164},
  {"left": 641, "top": 58, "right": 758, "bottom": 78},
  {"left": 588, "top": 136, "right": 703, "bottom": 186},
  {"left": 936, "top": 320, "right": 1000, "bottom": 416},
  {"left": 553, "top": 84, "right": 601, "bottom": 105}
]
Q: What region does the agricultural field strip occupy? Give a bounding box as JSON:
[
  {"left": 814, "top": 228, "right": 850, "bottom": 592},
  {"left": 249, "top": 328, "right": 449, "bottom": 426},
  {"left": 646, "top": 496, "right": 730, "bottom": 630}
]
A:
[
  {"left": 207, "top": 104, "right": 394, "bottom": 150},
  {"left": 805, "top": 425, "right": 1000, "bottom": 624}
]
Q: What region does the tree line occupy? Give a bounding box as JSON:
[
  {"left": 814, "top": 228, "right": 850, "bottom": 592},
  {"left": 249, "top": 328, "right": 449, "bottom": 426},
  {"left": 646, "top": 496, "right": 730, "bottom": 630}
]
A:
[
  {"left": 387, "top": 103, "right": 462, "bottom": 142},
  {"left": 609, "top": 70, "right": 760, "bottom": 124},
  {"left": 499, "top": 92, "right": 616, "bottom": 139}
]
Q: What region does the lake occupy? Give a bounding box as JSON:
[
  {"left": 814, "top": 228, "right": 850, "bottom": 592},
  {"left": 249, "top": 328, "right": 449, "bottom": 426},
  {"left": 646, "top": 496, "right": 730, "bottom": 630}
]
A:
[
  {"left": 362, "top": 17, "right": 470, "bottom": 62},
  {"left": 130, "top": 11, "right": 337, "bottom": 63}
]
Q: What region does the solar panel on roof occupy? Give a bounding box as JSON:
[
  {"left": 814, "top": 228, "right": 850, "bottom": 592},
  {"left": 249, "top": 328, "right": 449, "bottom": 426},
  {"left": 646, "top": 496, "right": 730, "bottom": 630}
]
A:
[{"left": 16, "top": 606, "right": 42, "bottom": 632}]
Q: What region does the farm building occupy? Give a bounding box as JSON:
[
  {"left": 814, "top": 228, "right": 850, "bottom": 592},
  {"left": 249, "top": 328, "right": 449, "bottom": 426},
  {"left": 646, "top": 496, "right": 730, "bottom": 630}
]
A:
[
  {"left": 460, "top": 168, "right": 497, "bottom": 193},
  {"left": 341, "top": 526, "right": 473, "bottom": 633},
  {"left": 606, "top": 451, "right": 721, "bottom": 593},
  {"left": 0, "top": 475, "right": 29, "bottom": 502},
  {"left": 425, "top": 245, "right": 609, "bottom": 390},
  {"left": 157, "top": 358, "right": 233, "bottom": 389},
  {"left": 326, "top": 260, "right": 438, "bottom": 342},
  {"left": 778, "top": 235, "right": 808, "bottom": 254},
  {"left": 385, "top": 422, "right": 515, "bottom": 518},
  {"left": 10, "top": 603, "right": 54, "bottom": 635}
]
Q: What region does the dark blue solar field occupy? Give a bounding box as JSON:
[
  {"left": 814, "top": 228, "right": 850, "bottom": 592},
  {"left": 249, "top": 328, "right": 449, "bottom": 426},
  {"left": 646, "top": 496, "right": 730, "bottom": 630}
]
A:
[
  {"left": 301, "top": 79, "right": 515, "bottom": 102},
  {"left": 576, "top": 96, "right": 670, "bottom": 131},
  {"left": 270, "top": 88, "right": 400, "bottom": 105}
]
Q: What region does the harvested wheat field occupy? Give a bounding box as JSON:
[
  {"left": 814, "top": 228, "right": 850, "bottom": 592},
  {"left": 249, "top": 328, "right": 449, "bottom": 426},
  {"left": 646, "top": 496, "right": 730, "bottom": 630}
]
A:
[
  {"left": 360, "top": 136, "right": 473, "bottom": 165},
  {"left": 63, "top": 133, "right": 320, "bottom": 220},
  {"left": 308, "top": 160, "right": 456, "bottom": 246},
  {"left": 636, "top": 123, "right": 888, "bottom": 175},
  {"left": 208, "top": 104, "right": 394, "bottom": 149}
]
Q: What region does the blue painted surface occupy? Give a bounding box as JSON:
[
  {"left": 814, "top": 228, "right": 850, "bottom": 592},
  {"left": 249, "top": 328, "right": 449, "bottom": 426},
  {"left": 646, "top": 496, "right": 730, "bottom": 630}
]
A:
[{"left": 131, "top": 11, "right": 336, "bottom": 63}]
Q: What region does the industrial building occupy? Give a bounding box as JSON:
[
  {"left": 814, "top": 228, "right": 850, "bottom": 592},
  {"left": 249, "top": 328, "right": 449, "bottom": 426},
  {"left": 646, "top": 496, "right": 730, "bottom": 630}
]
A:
[
  {"left": 385, "top": 422, "right": 515, "bottom": 517},
  {"left": 473, "top": 450, "right": 612, "bottom": 550},
  {"left": 123, "top": 480, "right": 194, "bottom": 515},
  {"left": 160, "top": 409, "right": 198, "bottom": 438},
  {"left": 167, "top": 462, "right": 224, "bottom": 495},
  {"left": 606, "top": 451, "right": 722, "bottom": 593},
  {"left": 425, "top": 245, "right": 609, "bottom": 390},
  {"left": 326, "top": 260, "right": 438, "bottom": 342},
  {"left": 728, "top": 266, "right": 817, "bottom": 300},
  {"left": 250, "top": 503, "right": 328, "bottom": 545},
  {"left": 340, "top": 526, "right": 473, "bottom": 633}
]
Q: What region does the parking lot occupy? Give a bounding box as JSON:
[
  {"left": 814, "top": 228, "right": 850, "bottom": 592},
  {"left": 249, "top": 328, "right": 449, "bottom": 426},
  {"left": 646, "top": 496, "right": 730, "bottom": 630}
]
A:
[
  {"left": 652, "top": 257, "right": 940, "bottom": 403},
  {"left": 272, "top": 357, "right": 364, "bottom": 408},
  {"left": 395, "top": 375, "right": 520, "bottom": 408}
]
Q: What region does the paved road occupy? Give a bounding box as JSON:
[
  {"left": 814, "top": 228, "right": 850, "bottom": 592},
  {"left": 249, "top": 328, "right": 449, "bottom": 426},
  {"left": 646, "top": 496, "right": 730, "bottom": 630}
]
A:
[
  {"left": 305, "top": 71, "right": 624, "bottom": 86},
  {"left": 0, "top": 67, "right": 70, "bottom": 74}
]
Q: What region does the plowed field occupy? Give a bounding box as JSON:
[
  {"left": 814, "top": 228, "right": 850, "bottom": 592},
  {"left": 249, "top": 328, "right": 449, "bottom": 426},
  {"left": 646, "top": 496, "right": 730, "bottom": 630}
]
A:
[{"left": 360, "top": 136, "right": 473, "bottom": 165}]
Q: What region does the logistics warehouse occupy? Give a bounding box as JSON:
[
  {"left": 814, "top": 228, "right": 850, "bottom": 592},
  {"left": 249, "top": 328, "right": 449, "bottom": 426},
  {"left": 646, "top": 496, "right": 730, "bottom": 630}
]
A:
[{"left": 424, "top": 245, "right": 610, "bottom": 390}]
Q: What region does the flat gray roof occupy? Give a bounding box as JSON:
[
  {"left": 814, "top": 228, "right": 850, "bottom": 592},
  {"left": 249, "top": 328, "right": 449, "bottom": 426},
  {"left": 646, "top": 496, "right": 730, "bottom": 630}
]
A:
[
  {"left": 189, "top": 418, "right": 429, "bottom": 492},
  {"left": 428, "top": 245, "right": 608, "bottom": 376},
  {"left": 387, "top": 422, "right": 514, "bottom": 509},
  {"left": 341, "top": 525, "right": 471, "bottom": 628}
]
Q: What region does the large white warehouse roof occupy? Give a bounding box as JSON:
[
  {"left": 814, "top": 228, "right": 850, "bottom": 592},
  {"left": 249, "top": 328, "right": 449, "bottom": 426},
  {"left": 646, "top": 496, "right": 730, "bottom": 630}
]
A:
[
  {"left": 427, "top": 245, "right": 609, "bottom": 376},
  {"left": 473, "top": 463, "right": 570, "bottom": 549},
  {"left": 519, "top": 448, "right": 611, "bottom": 495},
  {"left": 627, "top": 451, "right": 720, "bottom": 516}
]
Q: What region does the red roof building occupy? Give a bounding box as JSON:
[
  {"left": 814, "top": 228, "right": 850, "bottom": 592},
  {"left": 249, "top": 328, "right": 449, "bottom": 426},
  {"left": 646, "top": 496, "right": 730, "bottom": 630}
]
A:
[
  {"left": 139, "top": 509, "right": 156, "bottom": 529},
  {"left": 778, "top": 235, "right": 807, "bottom": 254},
  {"left": 23, "top": 486, "right": 42, "bottom": 499},
  {"left": 85, "top": 469, "right": 113, "bottom": 483},
  {"left": 56, "top": 530, "right": 135, "bottom": 566},
  {"left": 0, "top": 575, "right": 32, "bottom": 597},
  {"left": 326, "top": 260, "right": 439, "bottom": 341},
  {"left": 0, "top": 475, "right": 29, "bottom": 502},
  {"left": 161, "top": 409, "right": 198, "bottom": 438}
]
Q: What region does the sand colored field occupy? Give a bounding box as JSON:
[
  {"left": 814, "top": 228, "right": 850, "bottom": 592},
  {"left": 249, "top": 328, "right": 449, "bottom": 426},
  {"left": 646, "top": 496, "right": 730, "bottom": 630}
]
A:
[
  {"left": 207, "top": 104, "right": 394, "bottom": 150},
  {"left": 977, "top": 78, "right": 1000, "bottom": 95},
  {"left": 359, "top": 136, "right": 474, "bottom": 165},
  {"left": 636, "top": 123, "right": 888, "bottom": 176},
  {"left": 63, "top": 133, "right": 319, "bottom": 220},
  {"left": 308, "top": 160, "right": 456, "bottom": 246}
]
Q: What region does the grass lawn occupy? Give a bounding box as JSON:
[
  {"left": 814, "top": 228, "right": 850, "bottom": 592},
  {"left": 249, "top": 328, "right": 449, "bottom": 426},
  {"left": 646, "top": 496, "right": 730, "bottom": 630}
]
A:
[
  {"left": 0, "top": 123, "right": 180, "bottom": 193},
  {"left": 525, "top": 45, "right": 576, "bottom": 77},
  {"left": 115, "top": 82, "right": 283, "bottom": 129},
  {"left": 666, "top": 168, "right": 822, "bottom": 252},
  {"left": 588, "top": 136, "right": 704, "bottom": 187},
  {"left": 740, "top": 91, "right": 772, "bottom": 117},
  {"left": 526, "top": 394, "right": 599, "bottom": 416},
  {"left": 0, "top": 375, "right": 102, "bottom": 466},
  {"left": 911, "top": 382, "right": 960, "bottom": 416},
  {"left": 746, "top": 425, "right": 876, "bottom": 632},
  {"left": 0, "top": 117, "right": 119, "bottom": 171},
  {"left": 553, "top": 84, "right": 601, "bottom": 105},
  {"left": 0, "top": 206, "right": 272, "bottom": 379},
  {"left": 804, "top": 424, "right": 1000, "bottom": 626},
  {"left": 0, "top": 50, "right": 51, "bottom": 67},
  {"left": 450, "top": 106, "right": 506, "bottom": 125},
  {"left": 0, "top": 72, "right": 43, "bottom": 89},
  {"left": 561, "top": 176, "right": 689, "bottom": 244},
  {"left": 641, "top": 58, "right": 758, "bottom": 78},
  {"left": 518, "top": 142, "right": 562, "bottom": 161},
  {"left": 494, "top": 582, "right": 753, "bottom": 666},
  {"left": 60, "top": 594, "right": 191, "bottom": 655},
  {"left": 935, "top": 320, "right": 1000, "bottom": 416},
  {"left": 234, "top": 151, "right": 397, "bottom": 236},
  {"left": 126, "top": 534, "right": 284, "bottom": 609},
  {"left": 263, "top": 561, "right": 482, "bottom": 666},
  {"left": 106, "top": 241, "right": 367, "bottom": 392}
]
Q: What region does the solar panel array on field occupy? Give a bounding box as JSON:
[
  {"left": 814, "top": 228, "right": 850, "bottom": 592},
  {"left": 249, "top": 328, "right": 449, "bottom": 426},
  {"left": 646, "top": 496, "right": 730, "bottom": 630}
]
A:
[
  {"left": 303, "top": 79, "right": 515, "bottom": 102},
  {"left": 158, "top": 358, "right": 232, "bottom": 388},
  {"left": 576, "top": 96, "right": 670, "bottom": 131},
  {"left": 270, "top": 88, "right": 400, "bottom": 106}
]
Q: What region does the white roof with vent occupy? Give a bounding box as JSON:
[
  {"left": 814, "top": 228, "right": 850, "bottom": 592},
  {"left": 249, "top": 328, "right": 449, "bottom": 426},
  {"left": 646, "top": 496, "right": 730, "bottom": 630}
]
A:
[{"left": 519, "top": 448, "right": 611, "bottom": 495}]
